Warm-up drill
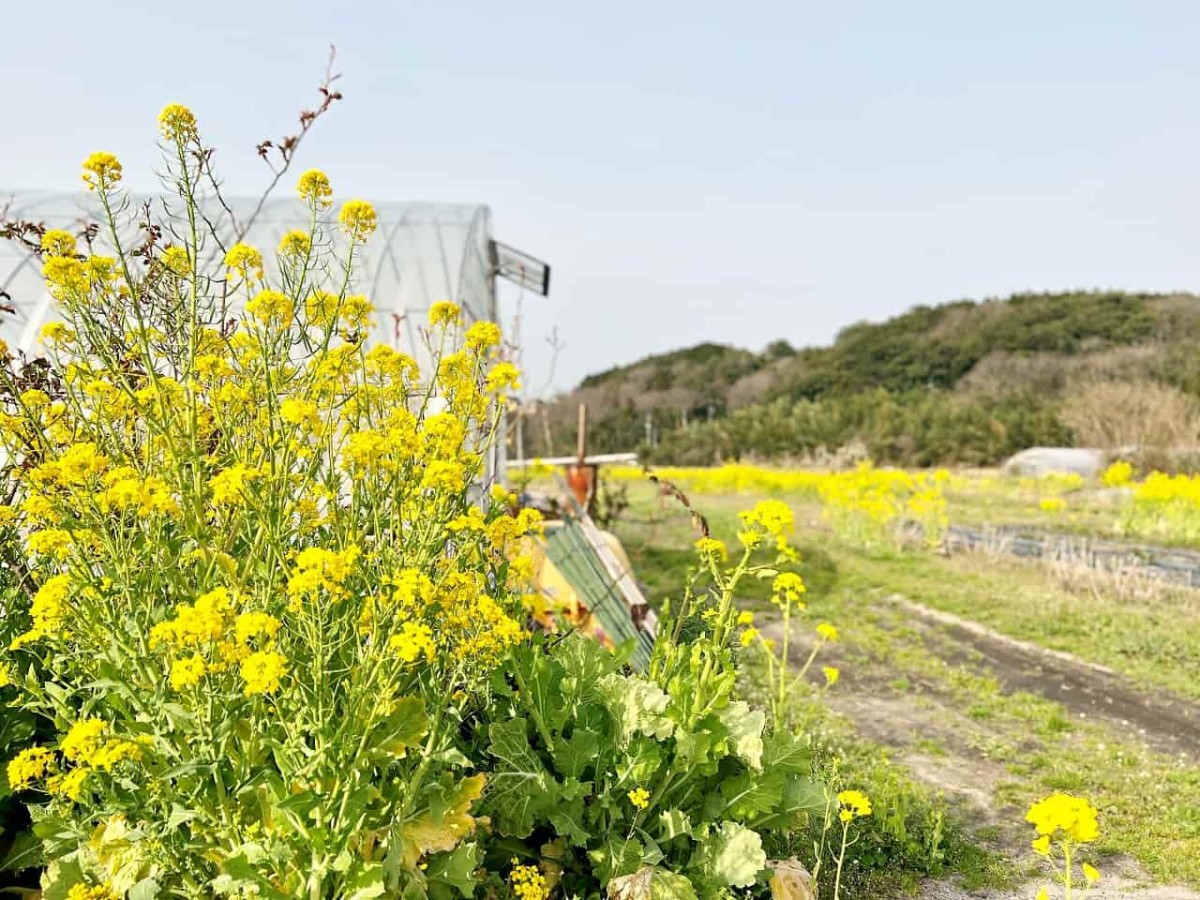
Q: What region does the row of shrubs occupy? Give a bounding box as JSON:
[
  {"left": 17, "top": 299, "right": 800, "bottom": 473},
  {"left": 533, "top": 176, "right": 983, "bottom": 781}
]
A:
[{"left": 583, "top": 391, "right": 1069, "bottom": 468}]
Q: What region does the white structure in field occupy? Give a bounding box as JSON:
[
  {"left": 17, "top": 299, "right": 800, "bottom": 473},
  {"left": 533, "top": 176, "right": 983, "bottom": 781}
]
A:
[
  {"left": 1, "top": 192, "right": 548, "bottom": 356},
  {"left": 0, "top": 190, "right": 550, "bottom": 477}
]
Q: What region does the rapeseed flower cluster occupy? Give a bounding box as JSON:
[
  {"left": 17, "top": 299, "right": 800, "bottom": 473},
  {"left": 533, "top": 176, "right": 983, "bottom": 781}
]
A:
[
  {"left": 1026, "top": 793, "right": 1101, "bottom": 899},
  {"left": 510, "top": 860, "right": 550, "bottom": 900},
  {"left": 0, "top": 103, "right": 539, "bottom": 897}
]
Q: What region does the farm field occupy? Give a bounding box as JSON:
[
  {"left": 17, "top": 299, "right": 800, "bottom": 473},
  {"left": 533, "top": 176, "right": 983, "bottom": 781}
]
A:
[{"left": 605, "top": 470, "right": 1200, "bottom": 898}]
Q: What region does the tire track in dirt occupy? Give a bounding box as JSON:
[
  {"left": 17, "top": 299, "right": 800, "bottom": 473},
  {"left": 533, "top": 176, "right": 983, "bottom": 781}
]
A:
[{"left": 885, "top": 595, "right": 1200, "bottom": 760}]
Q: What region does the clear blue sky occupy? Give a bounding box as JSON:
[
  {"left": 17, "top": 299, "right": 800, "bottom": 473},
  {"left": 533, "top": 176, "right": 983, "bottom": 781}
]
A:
[{"left": 4, "top": 1, "right": 1200, "bottom": 391}]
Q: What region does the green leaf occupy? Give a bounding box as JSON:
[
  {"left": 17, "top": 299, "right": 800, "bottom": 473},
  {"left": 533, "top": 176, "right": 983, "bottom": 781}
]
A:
[
  {"left": 547, "top": 778, "right": 592, "bottom": 844},
  {"left": 761, "top": 731, "right": 810, "bottom": 774},
  {"left": 753, "top": 777, "right": 828, "bottom": 831},
  {"left": 368, "top": 696, "right": 428, "bottom": 762},
  {"left": 590, "top": 835, "right": 644, "bottom": 885},
  {"left": 658, "top": 809, "right": 692, "bottom": 840},
  {"left": 672, "top": 727, "right": 720, "bottom": 775},
  {"left": 398, "top": 774, "right": 486, "bottom": 868},
  {"left": 127, "top": 878, "right": 161, "bottom": 900},
  {"left": 596, "top": 674, "right": 673, "bottom": 743},
  {"left": 485, "top": 718, "right": 557, "bottom": 837},
  {"left": 693, "top": 821, "right": 766, "bottom": 888},
  {"left": 552, "top": 727, "right": 601, "bottom": 780},
  {"left": 40, "top": 857, "right": 86, "bottom": 900},
  {"left": 720, "top": 770, "right": 786, "bottom": 819},
  {"left": 716, "top": 701, "right": 764, "bottom": 770},
  {"left": 509, "top": 645, "right": 571, "bottom": 735},
  {"left": 620, "top": 736, "right": 664, "bottom": 784},
  {"left": 425, "top": 841, "right": 482, "bottom": 899},
  {"left": 343, "top": 862, "right": 387, "bottom": 900},
  {"left": 554, "top": 631, "right": 616, "bottom": 695},
  {"left": 217, "top": 851, "right": 291, "bottom": 900},
  {"left": 0, "top": 829, "right": 40, "bottom": 873}
]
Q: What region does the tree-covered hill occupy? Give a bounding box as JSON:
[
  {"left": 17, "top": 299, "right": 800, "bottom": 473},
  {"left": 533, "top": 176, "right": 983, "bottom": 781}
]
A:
[{"left": 525, "top": 290, "right": 1200, "bottom": 467}]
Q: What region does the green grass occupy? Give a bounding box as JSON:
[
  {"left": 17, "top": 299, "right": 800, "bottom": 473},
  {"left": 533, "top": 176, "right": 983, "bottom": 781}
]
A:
[{"left": 800, "top": 558, "right": 1200, "bottom": 886}]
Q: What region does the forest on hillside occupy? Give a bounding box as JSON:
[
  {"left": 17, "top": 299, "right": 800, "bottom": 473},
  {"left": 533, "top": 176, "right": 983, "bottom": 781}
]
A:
[{"left": 520, "top": 291, "right": 1200, "bottom": 467}]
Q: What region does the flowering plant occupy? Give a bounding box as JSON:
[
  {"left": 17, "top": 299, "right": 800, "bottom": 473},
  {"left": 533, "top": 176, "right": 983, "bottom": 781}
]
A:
[
  {"left": 1, "top": 105, "right": 533, "bottom": 898},
  {"left": 1027, "top": 793, "right": 1101, "bottom": 899},
  {"left": 475, "top": 503, "right": 827, "bottom": 900}
]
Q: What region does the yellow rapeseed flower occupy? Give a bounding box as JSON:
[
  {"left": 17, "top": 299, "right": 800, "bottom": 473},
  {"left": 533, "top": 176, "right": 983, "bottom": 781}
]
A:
[
  {"left": 837, "top": 789, "right": 872, "bottom": 823},
  {"left": 40, "top": 322, "right": 73, "bottom": 344},
  {"left": 465, "top": 320, "right": 502, "bottom": 352},
  {"left": 1025, "top": 793, "right": 1099, "bottom": 843},
  {"left": 338, "top": 199, "right": 377, "bottom": 241},
  {"left": 240, "top": 650, "right": 287, "bottom": 696},
  {"left": 305, "top": 289, "right": 340, "bottom": 322},
  {"left": 48, "top": 765, "right": 90, "bottom": 802},
  {"left": 234, "top": 611, "right": 281, "bottom": 644},
  {"left": 1101, "top": 460, "right": 1133, "bottom": 488},
  {"left": 66, "top": 884, "right": 120, "bottom": 900},
  {"left": 279, "top": 229, "right": 312, "bottom": 257},
  {"left": 7, "top": 746, "right": 55, "bottom": 790},
  {"left": 816, "top": 623, "right": 839, "bottom": 642},
  {"left": 695, "top": 537, "right": 728, "bottom": 561},
  {"left": 509, "top": 860, "right": 549, "bottom": 900},
  {"left": 43, "top": 257, "right": 89, "bottom": 299},
  {"left": 82, "top": 151, "right": 122, "bottom": 191},
  {"left": 224, "top": 243, "right": 264, "bottom": 282},
  {"left": 170, "top": 655, "right": 207, "bottom": 691},
  {"left": 60, "top": 718, "right": 107, "bottom": 763},
  {"left": 341, "top": 294, "right": 374, "bottom": 329},
  {"left": 388, "top": 622, "right": 436, "bottom": 663},
  {"left": 158, "top": 103, "right": 198, "bottom": 142},
  {"left": 208, "top": 463, "right": 263, "bottom": 507},
  {"left": 628, "top": 787, "right": 650, "bottom": 809},
  {"left": 428, "top": 300, "right": 461, "bottom": 327},
  {"left": 246, "top": 289, "right": 294, "bottom": 327},
  {"left": 485, "top": 362, "right": 521, "bottom": 394},
  {"left": 160, "top": 246, "right": 192, "bottom": 277},
  {"left": 40, "top": 229, "right": 77, "bottom": 258},
  {"left": 297, "top": 169, "right": 333, "bottom": 208},
  {"left": 823, "top": 666, "right": 840, "bottom": 686}
]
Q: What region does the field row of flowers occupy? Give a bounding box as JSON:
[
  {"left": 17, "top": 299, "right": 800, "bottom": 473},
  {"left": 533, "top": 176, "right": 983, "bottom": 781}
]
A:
[
  {"left": 612, "top": 457, "right": 1200, "bottom": 549},
  {"left": 951, "top": 462, "right": 1200, "bottom": 544},
  {"left": 607, "top": 464, "right": 949, "bottom": 550}
]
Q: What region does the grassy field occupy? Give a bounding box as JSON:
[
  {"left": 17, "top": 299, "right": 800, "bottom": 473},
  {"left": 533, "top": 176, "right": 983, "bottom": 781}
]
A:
[{"left": 605, "top": 476, "right": 1200, "bottom": 895}]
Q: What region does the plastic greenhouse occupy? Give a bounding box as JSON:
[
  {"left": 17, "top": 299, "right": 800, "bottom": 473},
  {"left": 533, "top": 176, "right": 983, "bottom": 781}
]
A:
[
  {"left": 0, "top": 189, "right": 550, "bottom": 476},
  {"left": 0, "top": 191, "right": 549, "bottom": 356}
]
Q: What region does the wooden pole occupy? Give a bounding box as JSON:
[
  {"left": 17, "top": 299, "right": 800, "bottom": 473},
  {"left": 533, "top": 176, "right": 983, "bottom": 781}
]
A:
[{"left": 577, "top": 403, "right": 587, "bottom": 463}]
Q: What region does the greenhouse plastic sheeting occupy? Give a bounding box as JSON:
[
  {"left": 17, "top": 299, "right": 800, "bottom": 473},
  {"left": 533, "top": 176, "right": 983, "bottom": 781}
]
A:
[
  {"left": 0, "top": 190, "right": 504, "bottom": 479},
  {"left": 0, "top": 191, "right": 496, "bottom": 365}
]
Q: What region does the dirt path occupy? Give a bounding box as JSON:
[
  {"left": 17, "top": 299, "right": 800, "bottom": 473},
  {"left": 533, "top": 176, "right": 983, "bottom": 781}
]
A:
[{"left": 886, "top": 595, "right": 1200, "bottom": 760}]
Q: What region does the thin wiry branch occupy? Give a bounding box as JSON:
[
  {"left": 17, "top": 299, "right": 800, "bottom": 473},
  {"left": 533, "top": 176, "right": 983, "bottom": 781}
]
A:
[{"left": 238, "top": 45, "right": 344, "bottom": 241}]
